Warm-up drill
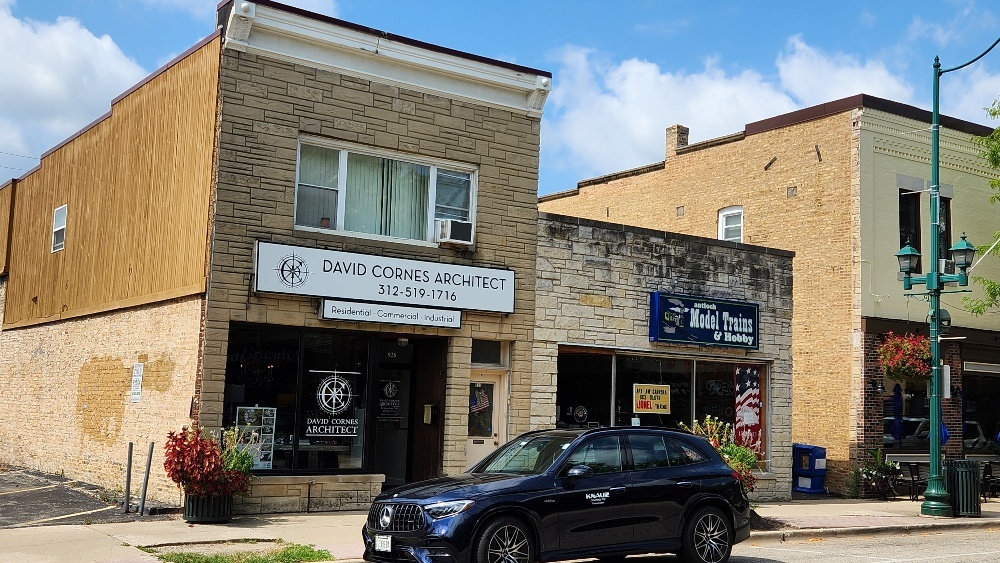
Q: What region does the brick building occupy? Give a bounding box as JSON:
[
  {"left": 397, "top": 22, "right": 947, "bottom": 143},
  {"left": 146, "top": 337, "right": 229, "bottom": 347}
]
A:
[
  {"left": 533, "top": 214, "right": 795, "bottom": 501},
  {"left": 539, "top": 95, "right": 1000, "bottom": 492},
  {"left": 0, "top": 1, "right": 550, "bottom": 512}
]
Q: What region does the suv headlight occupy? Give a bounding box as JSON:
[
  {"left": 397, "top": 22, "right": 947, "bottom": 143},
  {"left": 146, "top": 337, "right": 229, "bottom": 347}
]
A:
[{"left": 424, "top": 500, "right": 474, "bottom": 519}]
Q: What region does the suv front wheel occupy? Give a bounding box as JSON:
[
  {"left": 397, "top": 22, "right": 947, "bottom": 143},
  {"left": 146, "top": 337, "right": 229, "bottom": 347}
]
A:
[
  {"left": 475, "top": 516, "right": 533, "bottom": 563},
  {"left": 679, "top": 506, "right": 732, "bottom": 563}
]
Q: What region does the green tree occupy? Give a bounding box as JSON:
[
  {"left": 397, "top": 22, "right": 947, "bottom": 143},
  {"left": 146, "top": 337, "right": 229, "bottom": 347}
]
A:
[{"left": 966, "top": 100, "right": 1000, "bottom": 315}]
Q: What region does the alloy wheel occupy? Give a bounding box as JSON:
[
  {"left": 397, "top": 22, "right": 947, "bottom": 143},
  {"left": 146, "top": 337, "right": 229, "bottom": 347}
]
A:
[
  {"left": 485, "top": 523, "right": 530, "bottom": 563},
  {"left": 692, "top": 511, "right": 730, "bottom": 563}
]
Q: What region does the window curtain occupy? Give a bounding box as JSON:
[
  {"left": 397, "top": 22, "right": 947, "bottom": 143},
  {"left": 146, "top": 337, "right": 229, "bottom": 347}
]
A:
[
  {"left": 297, "top": 145, "right": 339, "bottom": 228},
  {"left": 345, "top": 153, "right": 428, "bottom": 239}
]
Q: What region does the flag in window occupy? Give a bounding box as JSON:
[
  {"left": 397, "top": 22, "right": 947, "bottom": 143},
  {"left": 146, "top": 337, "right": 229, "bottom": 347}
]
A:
[
  {"left": 734, "top": 365, "right": 762, "bottom": 455},
  {"left": 470, "top": 387, "right": 491, "bottom": 414}
]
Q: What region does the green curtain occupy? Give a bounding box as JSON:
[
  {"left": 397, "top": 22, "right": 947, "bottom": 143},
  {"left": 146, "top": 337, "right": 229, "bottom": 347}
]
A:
[{"left": 345, "top": 153, "right": 428, "bottom": 239}]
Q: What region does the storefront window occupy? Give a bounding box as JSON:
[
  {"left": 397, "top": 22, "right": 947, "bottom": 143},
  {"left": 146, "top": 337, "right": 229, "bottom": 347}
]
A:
[
  {"left": 224, "top": 326, "right": 299, "bottom": 470},
  {"left": 615, "top": 356, "right": 693, "bottom": 428},
  {"left": 555, "top": 352, "right": 767, "bottom": 453},
  {"left": 224, "top": 325, "right": 370, "bottom": 473},
  {"left": 556, "top": 354, "right": 612, "bottom": 428},
  {"left": 962, "top": 374, "right": 1000, "bottom": 452},
  {"left": 881, "top": 380, "right": 929, "bottom": 452},
  {"left": 299, "top": 332, "right": 368, "bottom": 470}
]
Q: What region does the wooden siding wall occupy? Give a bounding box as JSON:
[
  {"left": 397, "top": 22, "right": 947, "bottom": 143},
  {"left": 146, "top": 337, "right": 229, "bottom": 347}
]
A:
[
  {"left": 0, "top": 182, "right": 11, "bottom": 275},
  {"left": 2, "top": 37, "right": 221, "bottom": 328}
]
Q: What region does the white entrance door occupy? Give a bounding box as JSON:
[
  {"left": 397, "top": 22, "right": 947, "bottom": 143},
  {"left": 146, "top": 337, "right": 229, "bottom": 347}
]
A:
[{"left": 466, "top": 370, "right": 507, "bottom": 467}]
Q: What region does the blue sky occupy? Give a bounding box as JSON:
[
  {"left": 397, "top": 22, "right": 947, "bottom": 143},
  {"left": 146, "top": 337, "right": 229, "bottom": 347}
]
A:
[{"left": 3, "top": 0, "right": 1000, "bottom": 195}]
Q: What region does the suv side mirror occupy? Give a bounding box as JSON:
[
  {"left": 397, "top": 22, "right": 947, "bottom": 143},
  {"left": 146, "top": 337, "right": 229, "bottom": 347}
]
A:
[{"left": 565, "top": 464, "right": 594, "bottom": 485}]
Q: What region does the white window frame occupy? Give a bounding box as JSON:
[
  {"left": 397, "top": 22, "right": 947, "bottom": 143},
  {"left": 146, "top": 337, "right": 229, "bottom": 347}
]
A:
[
  {"left": 718, "top": 206, "right": 743, "bottom": 243},
  {"left": 51, "top": 204, "right": 67, "bottom": 253},
  {"left": 293, "top": 138, "right": 478, "bottom": 247}
]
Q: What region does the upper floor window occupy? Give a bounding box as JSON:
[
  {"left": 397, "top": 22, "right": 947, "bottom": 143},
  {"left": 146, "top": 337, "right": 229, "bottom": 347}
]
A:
[
  {"left": 718, "top": 206, "right": 742, "bottom": 242},
  {"left": 898, "top": 174, "right": 923, "bottom": 273},
  {"left": 938, "top": 192, "right": 952, "bottom": 264},
  {"left": 51, "top": 204, "right": 67, "bottom": 253},
  {"left": 295, "top": 140, "right": 475, "bottom": 245}
]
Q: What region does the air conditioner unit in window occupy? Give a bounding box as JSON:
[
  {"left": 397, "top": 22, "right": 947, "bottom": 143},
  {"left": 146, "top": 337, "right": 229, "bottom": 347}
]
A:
[{"left": 435, "top": 219, "right": 474, "bottom": 247}]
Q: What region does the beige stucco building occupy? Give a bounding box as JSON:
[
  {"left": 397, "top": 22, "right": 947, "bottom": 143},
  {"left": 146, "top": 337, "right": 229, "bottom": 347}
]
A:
[{"left": 540, "top": 95, "right": 1000, "bottom": 492}]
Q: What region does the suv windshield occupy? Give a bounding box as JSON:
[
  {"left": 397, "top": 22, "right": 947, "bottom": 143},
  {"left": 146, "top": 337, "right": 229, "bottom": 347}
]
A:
[{"left": 474, "top": 432, "right": 579, "bottom": 474}]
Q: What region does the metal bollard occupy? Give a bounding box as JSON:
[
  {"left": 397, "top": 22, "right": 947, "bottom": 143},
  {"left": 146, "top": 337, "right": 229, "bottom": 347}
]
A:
[
  {"left": 123, "top": 442, "right": 133, "bottom": 514},
  {"left": 138, "top": 442, "right": 154, "bottom": 516}
]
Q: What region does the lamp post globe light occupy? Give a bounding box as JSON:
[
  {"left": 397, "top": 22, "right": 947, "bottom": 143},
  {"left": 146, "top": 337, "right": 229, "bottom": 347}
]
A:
[{"left": 893, "top": 43, "right": 995, "bottom": 516}]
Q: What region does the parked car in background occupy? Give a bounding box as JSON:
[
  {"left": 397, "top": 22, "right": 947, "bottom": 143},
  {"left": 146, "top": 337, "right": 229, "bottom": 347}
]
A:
[
  {"left": 883, "top": 417, "right": 928, "bottom": 449},
  {"left": 363, "top": 427, "right": 751, "bottom": 563},
  {"left": 964, "top": 421, "right": 990, "bottom": 450},
  {"left": 884, "top": 417, "right": 992, "bottom": 451}
]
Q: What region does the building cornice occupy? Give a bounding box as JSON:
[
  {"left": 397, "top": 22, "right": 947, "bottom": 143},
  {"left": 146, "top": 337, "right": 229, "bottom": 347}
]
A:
[{"left": 222, "top": 1, "right": 551, "bottom": 117}]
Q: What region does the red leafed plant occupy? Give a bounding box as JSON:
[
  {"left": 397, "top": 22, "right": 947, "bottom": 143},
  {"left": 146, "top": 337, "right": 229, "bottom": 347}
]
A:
[
  {"left": 876, "top": 332, "right": 931, "bottom": 382},
  {"left": 164, "top": 427, "right": 252, "bottom": 497}
]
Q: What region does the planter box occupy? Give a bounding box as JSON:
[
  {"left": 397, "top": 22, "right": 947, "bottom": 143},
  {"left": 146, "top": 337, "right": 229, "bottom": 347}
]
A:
[{"left": 184, "top": 494, "right": 234, "bottom": 523}]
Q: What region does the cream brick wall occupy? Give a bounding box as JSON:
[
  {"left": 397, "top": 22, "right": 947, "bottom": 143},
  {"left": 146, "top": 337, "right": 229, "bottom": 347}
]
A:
[
  {"left": 0, "top": 279, "right": 204, "bottom": 503},
  {"left": 540, "top": 111, "right": 857, "bottom": 491},
  {"left": 533, "top": 214, "right": 794, "bottom": 501},
  {"left": 203, "top": 49, "right": 540, "bottom": 491}
]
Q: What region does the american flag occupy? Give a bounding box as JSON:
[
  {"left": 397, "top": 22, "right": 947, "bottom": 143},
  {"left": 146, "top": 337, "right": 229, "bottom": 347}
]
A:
[
  {"left": 734, "top": 365, "right": 762, "bottom": 455},
  {"left": 470, "top": 387, "right": 491, "bottom": 414}
]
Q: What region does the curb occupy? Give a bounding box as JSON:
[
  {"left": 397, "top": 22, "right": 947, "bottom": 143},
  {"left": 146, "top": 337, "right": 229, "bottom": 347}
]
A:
[{"left": 751, "top": 519, "right": 1000, "bottom": 541}]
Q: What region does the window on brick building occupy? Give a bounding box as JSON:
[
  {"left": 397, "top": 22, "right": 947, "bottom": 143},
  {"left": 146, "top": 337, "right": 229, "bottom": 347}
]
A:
[
  {"left": 718, "top": 206, "right": 742, "bottom": 242},
  {"left": 294, "top": 139, "right": 476, "bottom": 245}
]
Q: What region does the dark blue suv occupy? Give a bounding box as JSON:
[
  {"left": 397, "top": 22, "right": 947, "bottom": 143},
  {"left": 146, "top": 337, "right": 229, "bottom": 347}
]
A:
[{"left": 362, "top": 427, "right": 751, "bottom": 563}]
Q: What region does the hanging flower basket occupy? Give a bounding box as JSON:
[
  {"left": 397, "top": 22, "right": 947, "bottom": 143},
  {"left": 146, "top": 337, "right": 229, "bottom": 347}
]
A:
[{"left": 876, "top": 332, "right": 931, "bottom": 382}]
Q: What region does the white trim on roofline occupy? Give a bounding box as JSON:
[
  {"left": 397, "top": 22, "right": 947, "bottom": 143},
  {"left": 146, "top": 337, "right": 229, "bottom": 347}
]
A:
[{"left": 224, "top": 2, "right": 551, "bottom": 117}]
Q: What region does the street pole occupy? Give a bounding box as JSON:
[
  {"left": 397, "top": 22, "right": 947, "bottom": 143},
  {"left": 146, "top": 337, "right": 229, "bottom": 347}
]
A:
[
  {"left": 921, "top": 39, "right": 1000, "bottom": 517},
  {"left": 922, "top": 56, "right": 949, "bottom": 517}
]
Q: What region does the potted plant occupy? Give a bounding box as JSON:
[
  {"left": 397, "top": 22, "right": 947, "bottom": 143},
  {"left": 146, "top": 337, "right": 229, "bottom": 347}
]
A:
[
  {"left": 679, "top": 415, "right": 760, "bottom": 492},
  {"left": 164, "top": 426, "right": 259, "bottom": 523},
  {"left": 876, "top": 332, "right": 931, "bottom": 382},
  {"left": 860, "top": 447, "right": 899, "bottom": 500}
]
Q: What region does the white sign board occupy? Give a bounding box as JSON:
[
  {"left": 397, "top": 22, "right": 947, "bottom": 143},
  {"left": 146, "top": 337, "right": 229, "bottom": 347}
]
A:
[
  {"left": 254, "top": 241, "right": 514, "bottom": 313},
  {"left": 322, "top": 299, "right": 461, "bottom": 328},
  {"left": 130, "top": 363, "right": 144, "bottom": 403}
]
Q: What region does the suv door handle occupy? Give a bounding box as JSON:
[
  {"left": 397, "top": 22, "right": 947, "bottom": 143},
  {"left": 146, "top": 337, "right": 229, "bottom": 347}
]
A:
[
  {"left": 610, "top": 486, "right": 627, "bottom": 494},
  {"left": 675, "top": 481, "right": 694, "bottom": 487}
]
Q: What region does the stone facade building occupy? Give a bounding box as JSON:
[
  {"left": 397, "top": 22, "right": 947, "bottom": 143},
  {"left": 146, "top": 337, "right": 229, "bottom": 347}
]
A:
[
  {"left": 539, "top": 95, "right": 1000, "bottom": 492},
  {"left": 0, "top": 1, "right": 550, "bottom": 512},
  {"left": 534, "top": 213, "right": 794, "bottom": 501}
]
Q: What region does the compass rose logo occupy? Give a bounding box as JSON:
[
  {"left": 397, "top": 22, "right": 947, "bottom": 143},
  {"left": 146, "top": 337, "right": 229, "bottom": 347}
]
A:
[
  {"left": 275, "top": 253, "right": 309, "bottom": 288},
  {"left": 317, "top": 375, "right": 354, "bottom": 416},
  {"left": 382, "top": 381, "right": 398, "bottom": 398}
]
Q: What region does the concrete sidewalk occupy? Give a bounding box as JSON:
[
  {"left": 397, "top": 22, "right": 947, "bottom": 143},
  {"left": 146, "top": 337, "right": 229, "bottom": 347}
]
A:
[
  {"left": 753, "top": 496, "right": 1000, "bottom": 540},
  {"left": 4, "top": 498, "right": 1000, "bottom": 562}
]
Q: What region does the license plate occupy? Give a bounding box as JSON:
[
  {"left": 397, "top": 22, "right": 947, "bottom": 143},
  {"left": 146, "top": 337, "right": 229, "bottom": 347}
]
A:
[{"left": 375, "top": 535, "right": 392, "bottom": 552}]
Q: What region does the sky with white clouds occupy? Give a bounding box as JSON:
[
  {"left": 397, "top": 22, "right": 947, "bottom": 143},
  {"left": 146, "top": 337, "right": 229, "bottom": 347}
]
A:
[{"left": 2, "top": 0, "right": 1000, "bottom": 194}]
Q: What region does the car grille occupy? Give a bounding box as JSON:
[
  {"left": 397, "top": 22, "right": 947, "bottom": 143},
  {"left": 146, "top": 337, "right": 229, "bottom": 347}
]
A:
[{"left": 367, "top": 502, "right": 424, "bottom": 532}]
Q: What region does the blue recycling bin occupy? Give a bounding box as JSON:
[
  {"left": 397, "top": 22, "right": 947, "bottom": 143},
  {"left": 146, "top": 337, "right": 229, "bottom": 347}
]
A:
[{"left": 792, "top": 443, "right": 827, "bottom": 494}]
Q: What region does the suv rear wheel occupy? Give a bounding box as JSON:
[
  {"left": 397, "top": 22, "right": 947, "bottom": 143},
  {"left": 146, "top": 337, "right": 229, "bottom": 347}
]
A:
[
  {"left": 679, "top": 506, "right": 732, "bottom": 563},
  {"left": 475, "top": 516, "right": 533, "bottom": 563}
]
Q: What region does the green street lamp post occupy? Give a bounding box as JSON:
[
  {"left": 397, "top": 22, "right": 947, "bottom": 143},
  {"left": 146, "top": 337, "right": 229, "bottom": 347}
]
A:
[{"left": 894, "top": 43, "right": 995, "bottom": 517}]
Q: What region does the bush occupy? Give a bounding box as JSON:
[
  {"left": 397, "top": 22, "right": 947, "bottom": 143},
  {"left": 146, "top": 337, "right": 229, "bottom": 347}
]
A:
[
  {"left": 680, "top": 415, "right": 759, "bottom": 492},
  {"left": 164, "top": 426, "right": 259, "bottom": 497},
  {"left": 860, "top": 447, "right": 898, "bottom": 499}
]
